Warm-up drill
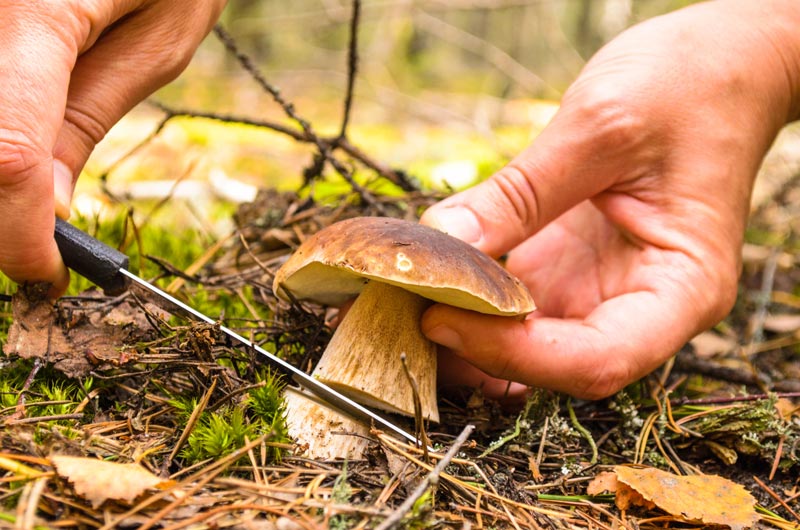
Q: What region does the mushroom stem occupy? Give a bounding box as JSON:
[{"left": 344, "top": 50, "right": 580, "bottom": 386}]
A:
[
  {"left": 283, "top": 387, "right": 372, "bottom": 460},
  {"left": 312, "top": 280, "right": 439, "bottom": 423}
]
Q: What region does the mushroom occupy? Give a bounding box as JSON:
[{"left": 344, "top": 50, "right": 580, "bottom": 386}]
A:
[{"left": 273, "top": 216, "right": 535, "bottom": 457}]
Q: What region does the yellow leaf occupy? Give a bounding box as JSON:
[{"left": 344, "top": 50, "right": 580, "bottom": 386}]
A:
[
  {"left": 775, "top": 398, "right": 800, "bottom": 421},
  {"left": 52, "top": 455, "right": 171, "bottom": 508},
  {"left": 614, "top": 466, "right": 759, "bottom": 530},
  {"left": 586, "top": 471, "right": 618, "bottom": 495}
]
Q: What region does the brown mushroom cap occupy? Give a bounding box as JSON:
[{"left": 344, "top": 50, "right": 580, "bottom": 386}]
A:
[{"left": 273, "top": 217, "right": 535, "bottom": 316}]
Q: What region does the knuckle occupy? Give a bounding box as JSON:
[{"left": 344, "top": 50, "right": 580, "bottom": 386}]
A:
[
  {"left": 488, "top": 163, "right": 541, "bottom": 232},
  {"left": 566, "top": 82, "right": 650, "bottom": 150},
  {"left": 700, "top": 263, "right": 740, "bottom": 326},
  {"left": 155, "top": 44, "right": 196, "bottom": 79},
  {"left": 62, "top": 104, "right": 111, "bottom": 150},
  {"left": 0, "top": 130, "right": 48, "bottom": 186}
]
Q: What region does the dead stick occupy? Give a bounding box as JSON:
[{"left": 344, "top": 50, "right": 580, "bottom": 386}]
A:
[
  {"left": 145, "top": 103, "right": 414, "bottom": 190},
  {"left": 400, "top": 352, "right": 430, "bottom": 462},
  {"left": 167, "top": 377, "right": 218, "bottom": 466},
  {"left": 212, "top": 23, "right": 383, "bottom": 211},
  {"left": 338, "top": 0, "right": 361, "bottom": 140},
  {"left": 752, "top": 475, "right": 800, "bottom": 522},
  {"left": 4, "top": 413, "right": 83, "bottom": 426},
  {"left": 375, "top": 424, "right": 475, "bottom": 530}
]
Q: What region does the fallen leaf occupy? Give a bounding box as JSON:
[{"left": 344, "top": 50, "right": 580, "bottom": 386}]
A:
[
  {"left": 615, "top": 481, "right": 655, "bottom": 511},
  {"left": 614, "top": 466, "right": 759, "bottom": 530},
  {"left": 586, "top": 471, "right": 618, "bottom": 495},
  {"left": 3, "top": 286, "right": 164, "bottom": 377},
  {"left": 52, "top": 455, "right": 172, "bottom": 508},
  {"left": 775, "top": 398, "right": 800, "bottom": 421},
  {"left": 703, "top": 440, "right": 739, "bottom": 465}
]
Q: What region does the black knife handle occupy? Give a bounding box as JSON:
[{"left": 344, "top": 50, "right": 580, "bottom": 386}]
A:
[{"left": 54, "top": 218, "right": 130, "bottom": 294}]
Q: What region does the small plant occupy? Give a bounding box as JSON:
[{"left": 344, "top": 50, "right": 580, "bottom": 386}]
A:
[
  {"left": 182, "top": 406, "right": 254, "bottom": 462},
  {"left": 246, "top": 370, "right": 290, "bottom": 460},
  {"left": 175, "top": 370, "right": 290, "bottom": 464},
  {"left": 329, "top": 463, "right": 353, "bottom": 530}
]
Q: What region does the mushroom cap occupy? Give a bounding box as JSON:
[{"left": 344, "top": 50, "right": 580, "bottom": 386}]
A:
[{"left": 273, "top": 217, "right": 535, "bottom": 316}]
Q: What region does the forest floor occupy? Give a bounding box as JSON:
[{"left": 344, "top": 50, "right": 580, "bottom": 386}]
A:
[{"left": 1, "top": 125, "right": 800, "bottom": 528}]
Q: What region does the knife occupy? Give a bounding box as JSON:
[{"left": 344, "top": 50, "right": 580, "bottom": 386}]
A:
[{"left": 54, "top": 218, "right": 423, "bottom": 447}]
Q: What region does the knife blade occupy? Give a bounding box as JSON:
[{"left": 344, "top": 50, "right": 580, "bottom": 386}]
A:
[{"left": 54, "top": 218, "right": 423, "bottom": 447}]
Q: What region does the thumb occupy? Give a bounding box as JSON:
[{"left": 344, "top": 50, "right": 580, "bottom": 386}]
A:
[
  {"left": 52, "top": 2, "right": 221, "bottom": 217},
  {"left": 420, "top": 94, "right": 654, "bottom": 257}
]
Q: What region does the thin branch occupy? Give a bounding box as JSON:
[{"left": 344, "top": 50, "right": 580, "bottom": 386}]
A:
[
  {"left": 375, "top": 424, "right": 475, "bottom": 530},
  {"left": 338, "top": 0, "right": 361, "bottom": 140},
  {"left": 212, "top": 23, "right": 384, "bottom": 211},
  {"left": 146, "top": 101, "right": 418, "bottom": 191}
]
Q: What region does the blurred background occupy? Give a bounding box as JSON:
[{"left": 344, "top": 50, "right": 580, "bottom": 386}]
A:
[{"left": 76, "top": 0, "right": 799, "bottom": 235}]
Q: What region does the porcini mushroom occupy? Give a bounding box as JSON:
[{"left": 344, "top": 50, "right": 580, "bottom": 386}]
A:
[{"left": 273, "top": 216, "right": 535, "bottom": 457}]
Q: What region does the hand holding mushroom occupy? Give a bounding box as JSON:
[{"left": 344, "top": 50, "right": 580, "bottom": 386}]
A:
[
  {"left": 273, "top": 217, "right": 534, "bottom": 457},
  {"left": 421, "top": 0, "right": 800, "bottom": 400}
]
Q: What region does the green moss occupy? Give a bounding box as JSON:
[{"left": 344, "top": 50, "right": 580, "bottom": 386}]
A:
[{"left": 174, "top": 369, "right": 290, "bottom": 465}]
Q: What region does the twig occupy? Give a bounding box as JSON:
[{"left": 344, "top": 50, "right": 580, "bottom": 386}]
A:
[
  {"left": 753, "top": 475, "right": 800, "bottom": 522},
  {"left": 213, "top": 24, "right": 384, "bottom": 211},
  {"left": 400, "top": 352, "right": 430, "bottom": 461},
  {"left": 98, "top": 113, "right": 171, "bottom": 187},
  {"left": 166, "top": 377, "right": 218, "bottom": 467},
  {"left": 673, "top": 350, "right": 800, "bottom": 392},
  {"left": 4, "top": 413, "right": 84, "bottom": 426},
  {"left": 672, "top": 391, "right": 800, "bottom": 407},
  {"left": 375, "top": 424, "right": 475, "bottom": 530},
  {"left": 10, "top": 358, "right": 43, "bottom": 421},
  {"left": 338, "top": 0, "right": 361, "bottom": 140},
  {"left": 145, "top": 102, "right": 416, "bottom": 190}
]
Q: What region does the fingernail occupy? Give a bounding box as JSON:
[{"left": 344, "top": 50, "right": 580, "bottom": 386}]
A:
[
  {"left": 425, "top": 324, "right": 464, "bottom": 352},
  {"left": 53, "top": 159, "right": 74, "bottom": 220},
  {"left": 426, "top": 206, "right": 482, "bottom": 245}
]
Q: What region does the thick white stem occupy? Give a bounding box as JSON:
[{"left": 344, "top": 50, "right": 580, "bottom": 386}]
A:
[
  {"left": 313, "top": 281, "right": 439, "bottom": 423},
  {"left": 283, "top": 387, "right": 372, "bottom": 460}
]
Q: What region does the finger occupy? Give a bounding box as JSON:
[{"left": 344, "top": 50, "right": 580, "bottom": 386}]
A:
[
  {"left": 420, "top": 87, "right": 660, "bottom": 258},
  {"left": 423, "top": 285, "right": 706, "bottom": 400},
  {"left": 437, "top": 348, "right": 529, "bottom": 406},
  {"left": 0, "top": 11, "right": 76, "bottom": 290},
  {"left": 52, "top": 1, "right": 223, "bottom": 215}
]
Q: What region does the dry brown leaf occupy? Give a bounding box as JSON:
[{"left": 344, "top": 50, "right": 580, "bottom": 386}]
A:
[
  {"left": 3, "top": 286, "right": 163, "bottom": 377},
  {"left": 586, "top": 471, "right": 618, "bottom": 495},
  {"left": 52, "top": 455, "right": 172, "bottom": 508},
  {"left": 775, "top": 398, "right": 800, "bottom": 421},
  {"left": 703, "top": 440, "right": 739, "bottom": 465},
  {"left": 615, "top": 481, "right": 655, "bottom": 511},
  {"left": 614, "top": 466, "right": 759, "bottom": 530}
]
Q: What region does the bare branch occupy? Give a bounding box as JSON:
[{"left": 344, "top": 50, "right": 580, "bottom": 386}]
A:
[
  {"left": 338, "top": 0, "right": 361, "bottom": 140},
  {"left": 213, "top": 23, "right": 384, "bottom": 211},
  {"left": 375, "top": 424, "right": 475, "bottom": 530}
]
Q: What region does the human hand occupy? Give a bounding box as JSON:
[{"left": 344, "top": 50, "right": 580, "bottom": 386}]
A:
[
  {"left": 421, "top": 0, "right": 800, "bottom": 400},
  {"left": 0, "top": 0, "right": 226, "bottom": 296}
]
